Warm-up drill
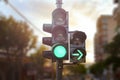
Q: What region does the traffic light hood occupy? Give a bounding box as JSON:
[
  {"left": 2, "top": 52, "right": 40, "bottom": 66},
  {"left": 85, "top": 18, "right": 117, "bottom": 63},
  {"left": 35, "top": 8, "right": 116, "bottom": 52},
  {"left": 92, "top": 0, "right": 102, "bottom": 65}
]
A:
[{"left": 72, "top": 31, "right": 87, "bottom": 43}]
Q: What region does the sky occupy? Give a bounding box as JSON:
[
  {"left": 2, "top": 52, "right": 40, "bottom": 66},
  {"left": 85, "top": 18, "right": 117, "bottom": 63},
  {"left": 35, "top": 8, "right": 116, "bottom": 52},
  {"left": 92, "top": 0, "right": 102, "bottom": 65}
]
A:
[{"left": 0, "top": 0, "right": 116, "bottom": 63}]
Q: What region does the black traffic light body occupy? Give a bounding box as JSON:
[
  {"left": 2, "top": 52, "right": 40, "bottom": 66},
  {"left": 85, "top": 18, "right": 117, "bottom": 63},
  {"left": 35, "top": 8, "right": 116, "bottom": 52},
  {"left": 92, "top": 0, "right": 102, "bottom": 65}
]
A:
[
  {"left": 70, "top": 31, "right": 87, "bottom": 63},
  {"left": 52, "top": 8, "right": 69, "bottom": 60},
  {"left": 42, "top": 8, "right": 69, "bottom": 61}
]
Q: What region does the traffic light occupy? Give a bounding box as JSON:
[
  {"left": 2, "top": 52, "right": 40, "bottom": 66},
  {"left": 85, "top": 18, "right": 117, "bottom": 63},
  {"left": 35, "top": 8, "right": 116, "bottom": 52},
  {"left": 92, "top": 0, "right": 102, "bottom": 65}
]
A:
[
  {"left": 70, "top": 31, "right": 87, "bottom": 63},
  {"left": 52, "top": 8, "right": 68, "bottom": 60},
  {"left": 42, "top": 8, "right": 69, "bottom": 60}
]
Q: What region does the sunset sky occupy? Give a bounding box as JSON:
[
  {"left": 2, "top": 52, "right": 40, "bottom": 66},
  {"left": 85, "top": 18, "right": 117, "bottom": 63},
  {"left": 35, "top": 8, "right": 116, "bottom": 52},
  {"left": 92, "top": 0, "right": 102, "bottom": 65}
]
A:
[{"left": 0, "top": 0, "right": 116, "bottom": 63}]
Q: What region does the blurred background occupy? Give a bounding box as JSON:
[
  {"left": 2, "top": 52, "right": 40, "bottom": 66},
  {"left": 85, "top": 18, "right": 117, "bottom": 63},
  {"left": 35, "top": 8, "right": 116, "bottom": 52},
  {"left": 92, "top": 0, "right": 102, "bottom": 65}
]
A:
[{"left": 0, "top": 0, "right": 120, "bottom": 80}]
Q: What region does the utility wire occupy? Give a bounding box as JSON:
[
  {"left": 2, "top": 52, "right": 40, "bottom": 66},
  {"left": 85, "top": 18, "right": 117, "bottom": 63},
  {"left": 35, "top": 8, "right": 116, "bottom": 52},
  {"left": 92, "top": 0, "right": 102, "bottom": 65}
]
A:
[{"left": 4, "top": 0, "right": 46, "bottom": 35}]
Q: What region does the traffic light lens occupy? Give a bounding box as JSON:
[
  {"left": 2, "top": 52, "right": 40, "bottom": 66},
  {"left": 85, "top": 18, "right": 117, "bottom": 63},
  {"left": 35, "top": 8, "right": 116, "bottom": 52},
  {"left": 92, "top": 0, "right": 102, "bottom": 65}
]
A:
[{"left": 53, "top": 45, "right": 67, "bottom": 59}]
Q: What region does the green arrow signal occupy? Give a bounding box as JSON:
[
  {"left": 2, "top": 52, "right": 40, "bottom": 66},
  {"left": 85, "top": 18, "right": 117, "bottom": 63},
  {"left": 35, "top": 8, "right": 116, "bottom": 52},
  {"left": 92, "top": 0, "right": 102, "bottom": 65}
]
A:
[{"left": 72, "top": 50, "right": 83, "bottom": 60}]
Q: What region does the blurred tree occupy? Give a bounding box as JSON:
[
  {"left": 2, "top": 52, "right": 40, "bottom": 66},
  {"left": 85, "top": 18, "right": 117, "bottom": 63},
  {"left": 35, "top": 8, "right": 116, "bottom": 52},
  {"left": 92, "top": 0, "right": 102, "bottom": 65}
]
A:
[
  {"left": 30, "top": 45, "right": 49, "bottom": 79},
  {"left": 0, "top": 15, "right": 37, "bottom": 80},
  {"left": 0, "top": 15, "right": 37, "bottom": 58},
  {"left": 89, "top": 62, "right": 105, "bottom": 76},
  {"left": 66, "top": 64, "right": 86, "bottom": 75},
  {"left": 104, "top": 56, "right": 120, "bottom": 71},
  {"left": 104, "top": 32, "right": 120, "bottom": 70},
  {"left": 104, "top": 33, "right": 120, "bottom": 57}
]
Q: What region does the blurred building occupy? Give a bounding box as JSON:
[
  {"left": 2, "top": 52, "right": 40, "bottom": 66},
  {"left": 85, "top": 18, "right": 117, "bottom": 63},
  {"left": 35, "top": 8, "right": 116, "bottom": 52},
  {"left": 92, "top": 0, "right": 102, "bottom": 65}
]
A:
[
  {"left": 94, "top": 0, "right": 120, "bottom": 62},
  {"left": 94, "top": 15, "right": 117, "bottom": 62},
  {"left": 113, "top": 0, "right": 120, "bottom": 27}
]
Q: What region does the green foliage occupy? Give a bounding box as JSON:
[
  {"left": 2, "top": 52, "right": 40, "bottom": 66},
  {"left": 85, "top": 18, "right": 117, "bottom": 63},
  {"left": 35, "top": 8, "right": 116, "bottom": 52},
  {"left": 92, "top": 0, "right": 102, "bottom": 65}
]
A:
[
  {"left": 89, "top": 62, "right": 105, "bottom": 76},
  {"left": 67, "top": 64, "right": 86, "bottom": 75},
  {"left": 104, "top": 32, "right": 120, "bottom": 70},
  {"left": 104, "top": 33, "right": 120, "bottom": 56},
  {"left": 104, "top": 56, "right": 120, "bottom": 71}
]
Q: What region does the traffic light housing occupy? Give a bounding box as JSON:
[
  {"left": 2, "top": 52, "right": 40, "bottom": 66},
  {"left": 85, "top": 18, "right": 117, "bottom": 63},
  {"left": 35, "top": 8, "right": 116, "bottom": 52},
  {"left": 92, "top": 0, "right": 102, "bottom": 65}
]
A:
[
  {"left": 70, "top": 31, "right": 87, "bottom": 63},
  {"left": 52, "top": 8, "right": 68, "bottom": 60},
  {"left": 42, "top": 8, "right": 69, "bottom": 61}
]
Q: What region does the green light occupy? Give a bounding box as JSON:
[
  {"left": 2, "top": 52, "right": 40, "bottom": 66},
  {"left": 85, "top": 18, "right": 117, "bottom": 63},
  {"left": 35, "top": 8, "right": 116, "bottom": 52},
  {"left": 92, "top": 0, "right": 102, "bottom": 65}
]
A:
[
  {"left": 53, "top": 44, "right": 67, "bottom": 59},
  {"left": 72, "top": 49, "right": 83, "bottom": 60},
  {"left": 77, "top": 50, "right": 83, "bottom": 60}
]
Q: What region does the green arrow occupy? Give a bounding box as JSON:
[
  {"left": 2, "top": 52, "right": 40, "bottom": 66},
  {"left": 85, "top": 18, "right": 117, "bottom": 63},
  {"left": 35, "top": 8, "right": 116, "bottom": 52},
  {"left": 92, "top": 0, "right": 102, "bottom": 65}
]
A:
[
  {"left": 77, "top": 50, "right": 83, "bottom": 60},
  {"left": 72, "top": 50, "right": 83, "bottom": 60},
  {"left": 72, "top": 53, "right": 79, "bottom": 56}
]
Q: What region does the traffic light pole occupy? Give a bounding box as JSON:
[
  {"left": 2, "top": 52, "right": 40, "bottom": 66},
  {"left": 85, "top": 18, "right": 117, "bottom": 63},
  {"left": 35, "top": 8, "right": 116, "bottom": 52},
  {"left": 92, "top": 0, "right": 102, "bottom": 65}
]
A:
[{"left": 56, "top": 60, "right": 63, "bottom": 80}]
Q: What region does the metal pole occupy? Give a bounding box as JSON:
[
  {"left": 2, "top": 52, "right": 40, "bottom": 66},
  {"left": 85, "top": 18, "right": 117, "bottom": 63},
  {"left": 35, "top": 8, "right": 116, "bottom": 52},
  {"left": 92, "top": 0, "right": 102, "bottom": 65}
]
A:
[
  {"left": 56, "top": 0, "right": 62, "bottom": 8},
  {"left": 56, "top": 60, "right": 63, "bottom": 80}
]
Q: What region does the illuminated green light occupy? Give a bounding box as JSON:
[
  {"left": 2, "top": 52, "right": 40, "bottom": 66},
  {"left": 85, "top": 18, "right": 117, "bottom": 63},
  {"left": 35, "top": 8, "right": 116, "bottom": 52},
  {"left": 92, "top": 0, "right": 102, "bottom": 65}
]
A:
[
  {"left": 72, "top": 49, "right": 83, "bottom": 60},
  {"left": 53, "top": 44, "right": 67, "bottom": 59},
  {"left": 77, "top": 50, "right": 83, "bottom": 60}
]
